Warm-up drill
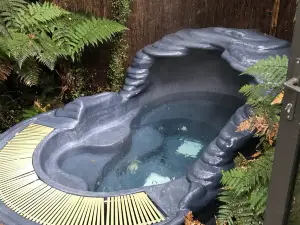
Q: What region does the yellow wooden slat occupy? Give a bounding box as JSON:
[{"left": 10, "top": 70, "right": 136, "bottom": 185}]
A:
[
  {"left": 39, "top": 192, "right": 70, "bottom": 224},
  {"left": 138, "top": 193, "right": 159, "bottom": 223},
  {"left": 90, "top": 199, "right": 97, "bottom": 225},
  {"left": 106, "top": 197, "right": 111, "bottom": 225},
  {"left": 28, "top": 189, "right": 63, "bottom": 221},
  {"left": 33, "top": 191, "right": 66, "bottom": 223},
  {"left": 4, "top": 181, "right": 44, "bottom": 206},
  {"left": 111, "top": 196, "right": 115, "bottom": 225},
  {"left": 130, "top": 194, "right": 141, "bottom": 225},
  {"left": 115, "top": 196, "right": 119, "bottom": 225},
  {"left": 43, "top": 194, "right": 70, "bottom": 224},
  {"left": 19, "top": 188, "right": 55, "bottom": 217},
  {"left": 97, "top": 198, "right": 101, "bottom": 225},
  {"left": 9, "top": 183, "right": 47, "bottom": 212},
  {"left": 121, "top": 196, "right": 128, "bottom": 225},
  {"left": 101, "top": 197, "right": 105, "bottom": 225},
  {"left": 141, "top": 193, "right": 165, "bottom": 221},
  {"left": 118, "top": 196, "right": 123, "bottom": 225},
  {"left": 15, "top": 185, "right": 52, "bottom": 214},
  {"left": 126, "top": 194, "right": 137, "bottom": 225},
  {"left": 65, "top": 197, "right": 84, "bottom": 225},
  {"left": 132, "top": 194, "right": 146, "bottom": 225},
  {"left": 74, "top": 197, "right": 89, "bottom": 225},
  {"left": 124, "top": 195, "right": 132, "bottom": 225},
  {"left": 82, "top": 198, "right": 94, "bottom": 225},
  {"left": 135, "top": 193, "right": 153, "bottom": 224}
]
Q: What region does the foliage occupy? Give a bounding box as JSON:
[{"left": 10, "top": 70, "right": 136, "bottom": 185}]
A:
[
  {"left": 0, "top": 0, "right": 126, "bottom": 86},
  {"left": 108, "top": 37, "right": 129, "bottom": 91},
  {"left": 108, "top": 0, "right": 132, "bottom": 91},
  {"left": 216, "top": 55, "right": 289, "bottom": 225},
  {"left": 22, "top": 99, "right": 51, "bottom": 120},
  {"left": 0, "top": 93, "right": 23, "bottom": 133},
  {"left": 62, "top": 67, "right": 111, "bottom": 100}
]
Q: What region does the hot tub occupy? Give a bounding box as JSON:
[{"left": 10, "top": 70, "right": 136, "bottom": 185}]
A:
[{"left": 0, "top": 28, "right": 290, "bottom": 225}]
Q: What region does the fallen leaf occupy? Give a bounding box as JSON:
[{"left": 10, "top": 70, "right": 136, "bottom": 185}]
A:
[
  {"left": 236, "top": 119, "right": 252, "bottom": 132},
  {"left": 184, "top": 211, "right": 204, "bottom": 225},
  {"left": 271, "top": 91, "right": 284, "bottom": 105},
  {"left": 251, "top": 151, "right": 262, "bottom": 158}
]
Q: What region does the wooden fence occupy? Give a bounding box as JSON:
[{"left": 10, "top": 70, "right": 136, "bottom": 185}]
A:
[{"left": 53, "top": 0, "right": 296, "bottom": 80}]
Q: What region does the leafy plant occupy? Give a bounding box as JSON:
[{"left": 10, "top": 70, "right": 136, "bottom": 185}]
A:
[
  {"left": 0, "top": 0, "right": 126, "bottom": 86},
  {"left": 216, "top": 55, "right": 289, "bottom": 225},
  {"left": 0, "top": 93, "right": 23, "bottom": 133},
  {"left": 22, "top": 99, "right": 50, "bottom": 120},
  {"left": 108, "top": 0, "right": 132, "bottom": 91}
]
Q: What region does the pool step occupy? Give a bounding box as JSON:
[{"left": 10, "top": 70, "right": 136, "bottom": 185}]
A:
[{"left": 0, "top": 124, "right": 165, "bottom": 225}]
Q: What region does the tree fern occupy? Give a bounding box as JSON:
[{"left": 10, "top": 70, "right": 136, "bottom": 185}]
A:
[
  {"left": 239, "top": 55, "right": 288, "bottom": 127},
  {"left": 217, "top": 56, "right": 291, "bottom": 225},
  {"left": 52, "top": 16, "right": 126, "bottom": 59},
  {"left": 12, "top": 2, "right": 70, "bottom": 31},
  {"left": 221, "top": 150, "right": 274, "bottom": 194},
  {"left": 0, "top": 0, "right": 27, "bottom": 27},
  {"left": 0, "top": 0, "right": 125, "bottom": 86},
  {"left": 241, "top": 55, "right": 288, "bottom": 85},
  {"left": 218, "top": 189, "right": 262, "bottom": 225},
  {"left": 0, "top": 60, "right": 12, "bottom": 81},
  {"left": 16, "top": 58, "right": 41, "bottom": 86},
  {"left": 217, "top": 151, "right": 274, "bottom": 225}
]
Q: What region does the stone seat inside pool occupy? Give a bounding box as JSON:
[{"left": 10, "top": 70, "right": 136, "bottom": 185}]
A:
[{"left": 0, "top": 27, "right": 290, "bottom": 225}]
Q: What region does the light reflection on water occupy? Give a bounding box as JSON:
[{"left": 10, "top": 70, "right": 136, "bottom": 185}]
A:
[{"left": 96, "top": 118, "right": 218, "bottom": 192}]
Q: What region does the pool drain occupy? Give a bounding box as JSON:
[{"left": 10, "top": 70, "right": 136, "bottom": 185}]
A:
[{"left": 0, "top": 124, "right": 165, "bottom": 225}]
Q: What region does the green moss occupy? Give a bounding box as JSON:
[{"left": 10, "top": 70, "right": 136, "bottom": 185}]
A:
[{"left": 108, "top": 0, "right": 132, "bottom": 92}]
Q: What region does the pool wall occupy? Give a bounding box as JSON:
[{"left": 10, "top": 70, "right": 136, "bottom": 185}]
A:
[{"left": 0, "top": 28, "right": 290, "bottom": 225}]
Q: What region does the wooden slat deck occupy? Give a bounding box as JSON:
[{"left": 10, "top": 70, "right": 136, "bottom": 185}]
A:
[{"left": 0, "top": 124, "right": 165, "bottom": 225}]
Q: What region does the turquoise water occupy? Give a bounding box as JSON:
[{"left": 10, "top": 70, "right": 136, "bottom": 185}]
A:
[
  {"left": 96, "top": 92, "right": 244, "bottom": 192},
  {"left": 96, "top": 118, "right": 219, "bottom": 192}
]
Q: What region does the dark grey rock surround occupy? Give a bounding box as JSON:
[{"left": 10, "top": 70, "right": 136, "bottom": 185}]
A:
[{"left": 0, "top": 28, "right": 290, "bottom": 225}]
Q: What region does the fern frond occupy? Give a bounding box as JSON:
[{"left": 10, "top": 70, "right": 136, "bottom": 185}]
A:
[
  {"left": 16, "top": 58, "right": 41, "bottom": 86},
  {"left": 217, "top": 189, "right": 261, "bottom": 225},
  {"left": 0, "top": 0, "right": 27, "bottom": 12},
  {"left": 12, "top": 2, "right": 70, "bottom": 31},
  {"left": 34, "top": 32, "right": 66, "bottom": 69},
  {"left": 22, "top": 107, "right": 41, "bottom": 120},
  {"left": 0, "top": 61, "right": 12, "bottom": 81},
  {"left": 52, "top": 16, "right": 126, "bottom": 59},
  {"left": 249, "top": 185, "right": 268, "bottom": 215},
  {"left": 3, "top": 31, "right": 37, "bottom": 67},
  {"left": 221, "top": 150, "right": 274, "bottom": 193},
  {"left": 0, "top": 19, "right": 10, "bottom": 36},
  {"left": 3, "top": 31, "right": 64, "bottom": 69},
  {"left": 242, "top": 55, "right": 288, "bottom": 85},
  {"left": 0, "top": 0, "right": 27, "bottom": 27}
]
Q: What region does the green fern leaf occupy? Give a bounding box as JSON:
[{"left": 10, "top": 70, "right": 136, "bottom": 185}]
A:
[
  {"left": 221, "top": 150, "right": 274, "bottom": 193},
  {"left": 53, "top": 16, "right": 126, "bottom": 59},
  {"left": 34, "top": 32, "right": 66, "bottom": 69},
  {"left": 0, "top": 0, "right": 27, "bottom": 27},
  {"left": 242, "top": 55, "right": 288, "bottom": 85},
  {"left": 3, "top": 31, "right": 38, "bottom": 67},
  {"left": 16, "top": 58, "right": 41, "bottom": 86},
  {"left": 12, "top": 2, "right": 70, "bottom": 30},
  {"left": 250, "top": 186, "right": 268, "bottom": 214}
]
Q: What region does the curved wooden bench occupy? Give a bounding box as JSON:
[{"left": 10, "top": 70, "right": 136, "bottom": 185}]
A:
[{"left": 0, "top": 124, "right": 165, "bottom": 225}]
